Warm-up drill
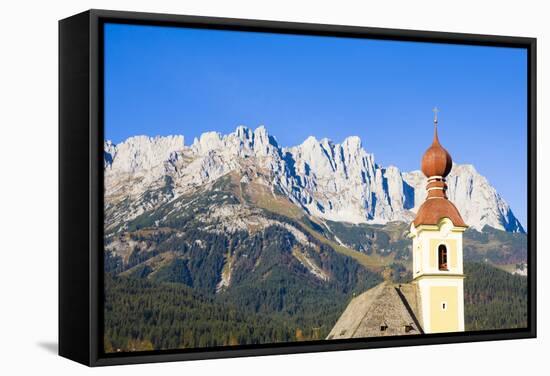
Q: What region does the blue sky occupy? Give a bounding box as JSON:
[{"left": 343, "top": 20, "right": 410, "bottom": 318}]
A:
[{"left": 104, "top": 23, "right": 528, "bottom": 227}]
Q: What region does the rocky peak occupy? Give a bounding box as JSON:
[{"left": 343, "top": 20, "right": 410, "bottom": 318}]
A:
[
  {"left": 342, "top": 136, "right": 362, "bottom": 154},
  {"left": 192, "top": 131, "right": 223, "bottom": 155},
  {"left": 105, "top": 135, "right": 184, "bottom": 174},
  {"left": 253, "top": 125, "right": 279, "bottom": 157}
]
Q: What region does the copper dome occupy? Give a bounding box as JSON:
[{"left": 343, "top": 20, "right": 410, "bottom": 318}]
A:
[
  {"left": 421, "top": 127, "right": 453, "bottom": 178},
  {"left": 413, "top": 197, "right": 466, "bottom": 228}
]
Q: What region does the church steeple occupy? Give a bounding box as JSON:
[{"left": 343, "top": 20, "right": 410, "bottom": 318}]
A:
[{"left": 409, "top": 108, "right": 467, "bottom": 334}]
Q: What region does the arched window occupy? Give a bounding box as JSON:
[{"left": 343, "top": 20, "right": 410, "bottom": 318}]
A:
[{"left": 438, "top": 244, "right": 448, "bottom": 271}]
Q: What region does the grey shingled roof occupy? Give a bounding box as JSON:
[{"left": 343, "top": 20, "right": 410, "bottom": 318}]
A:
[{"left": 327, "top": 281, "right": 423, "bottom": 339}]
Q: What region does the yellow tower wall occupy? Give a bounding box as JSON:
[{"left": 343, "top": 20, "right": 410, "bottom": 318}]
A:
[
  {"left": 429, "top": 286, "right": 459, "bottom": 332},
  {"left": 410, "top": 218, "right": 466, "bottom": 334},
  {"left": 416, "top": 277, "right": 465, "bottom": 333}
]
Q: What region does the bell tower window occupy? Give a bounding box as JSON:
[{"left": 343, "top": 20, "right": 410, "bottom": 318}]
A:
[{"left": 438, "top": 244, "right": 448, "bottom": 271}]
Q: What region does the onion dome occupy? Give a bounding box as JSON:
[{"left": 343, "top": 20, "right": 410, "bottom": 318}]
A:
[
  {"left": 413, "top": 109, "right": 467, "bottom": 228},
  {"left": 421, "top": 124, "right": 453, "bottom": 178}
]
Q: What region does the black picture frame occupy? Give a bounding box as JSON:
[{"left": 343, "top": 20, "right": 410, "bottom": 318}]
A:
[{"left": 59, "top": 9, "right": 537, "bottom": 367}]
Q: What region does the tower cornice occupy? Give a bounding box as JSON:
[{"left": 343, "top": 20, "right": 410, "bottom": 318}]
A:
[{"left": 413, "top": 273, "right": 465, "bottom": 281}]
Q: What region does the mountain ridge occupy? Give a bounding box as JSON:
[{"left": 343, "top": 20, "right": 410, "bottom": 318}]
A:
[{"left": 104, "top": 125, "right": 525, "bottom": 234}]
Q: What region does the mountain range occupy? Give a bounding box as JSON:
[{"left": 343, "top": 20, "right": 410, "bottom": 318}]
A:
[{"left": 104, "top": 125, "right": 524, "bottom": 234}]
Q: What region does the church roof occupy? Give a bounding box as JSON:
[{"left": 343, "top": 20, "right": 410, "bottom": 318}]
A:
[
  {"left": 326, "top": 281, "right": 424, "bottom": 339},
  {"left": 413, "top": 197, "right": 467, "bottom": 228}
]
